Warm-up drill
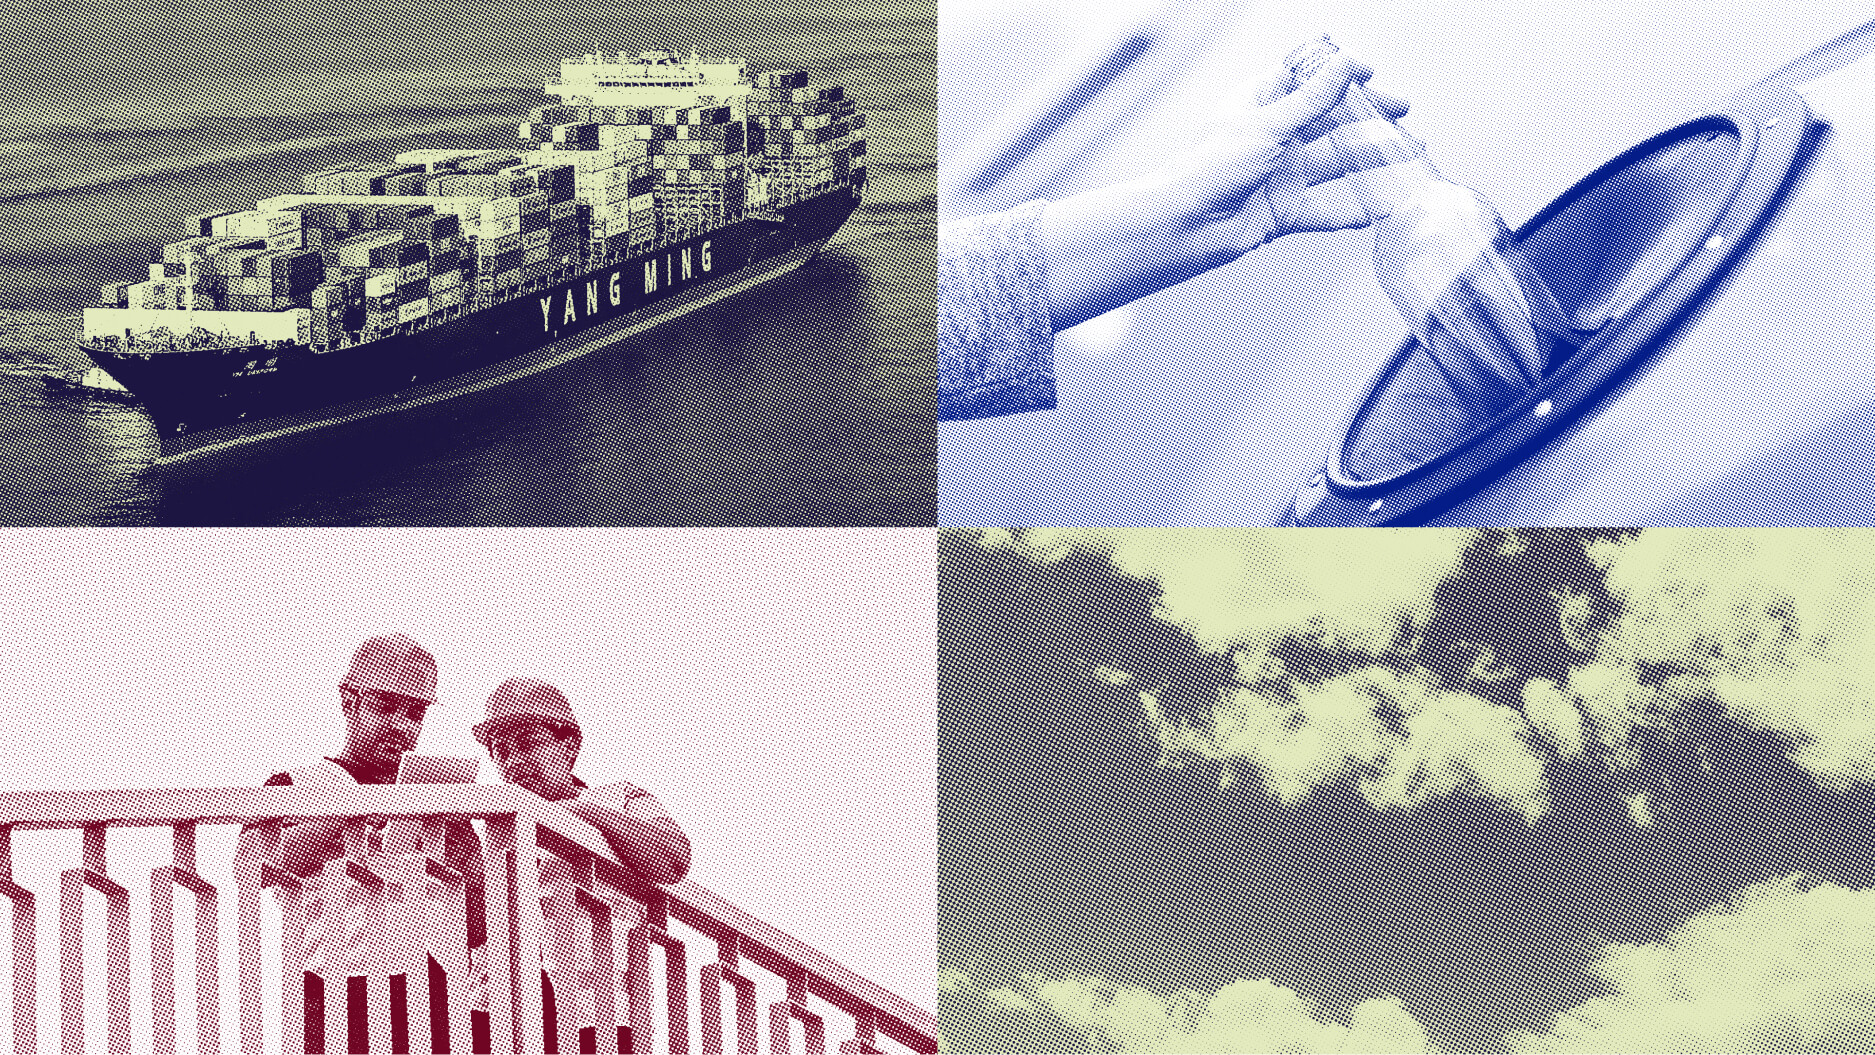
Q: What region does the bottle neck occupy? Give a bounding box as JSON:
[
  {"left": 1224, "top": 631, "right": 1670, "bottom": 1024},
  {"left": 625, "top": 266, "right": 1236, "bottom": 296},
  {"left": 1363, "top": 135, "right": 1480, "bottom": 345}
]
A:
[
  {"left": 1356, "top": 156, "right": 1443, "bottom": 220},
  {"left": 1283, "top": 36, "right": 1339, "bottom": 86}
]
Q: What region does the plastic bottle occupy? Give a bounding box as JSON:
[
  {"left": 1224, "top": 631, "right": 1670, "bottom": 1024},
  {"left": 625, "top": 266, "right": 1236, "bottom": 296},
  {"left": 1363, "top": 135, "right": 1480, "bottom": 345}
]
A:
[{"left": 1283, "top": 36, "right": 1581, "bottom": 414}]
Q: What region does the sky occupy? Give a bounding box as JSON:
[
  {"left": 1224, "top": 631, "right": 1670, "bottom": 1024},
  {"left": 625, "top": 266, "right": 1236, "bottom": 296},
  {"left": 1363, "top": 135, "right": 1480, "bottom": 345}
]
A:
[
  {"left": 939, "top": 528, "right": 1875, "bottom": 1053},
  {"left": 0, "top": 527, "right": 933, "bottom": 1048}
]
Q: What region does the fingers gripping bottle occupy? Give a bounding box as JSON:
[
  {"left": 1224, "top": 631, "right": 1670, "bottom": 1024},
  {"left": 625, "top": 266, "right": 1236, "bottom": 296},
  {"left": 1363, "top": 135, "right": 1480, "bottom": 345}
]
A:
[{"left": 1284, "top": 36, "right": 1581, "bottom": 424}]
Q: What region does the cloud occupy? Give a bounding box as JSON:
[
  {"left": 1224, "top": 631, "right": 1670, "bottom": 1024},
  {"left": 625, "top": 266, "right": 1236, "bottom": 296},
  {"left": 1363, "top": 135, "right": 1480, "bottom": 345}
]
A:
[
  {"left": 978, "top": 528, "right": 1875, "bottom": 816},
  {"left": 1582, "top": 530, "right": 1875, "bottom": 789},
  {"left": 978, "top": 528, "right": 1467, "bottom": 656},
  {"left": 1142, "top": 665, "right": 1552, "bottom": 820},
  {"left": 1513, "top": 876, "right": 1875, "bottom": 1053},
  {"left": 973, "top": 529, "right": 1557, "bottom": 820},
  {"left": 944, "top": 970, "right": 1432, "bottom": 1054}
]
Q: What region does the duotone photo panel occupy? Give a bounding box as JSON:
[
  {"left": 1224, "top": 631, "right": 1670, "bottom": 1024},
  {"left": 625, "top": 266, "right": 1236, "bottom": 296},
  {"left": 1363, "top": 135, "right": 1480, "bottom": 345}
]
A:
[
  {"left": 0, "top": 0, "right": 934, "bottom": 526},
  {"left": 940, "top": 527, "right": 1875, "bottom": 1052},
  {"left": 0, "top": 527, "right": 935, "bottom": 1052},
  {"left": 938, "top": 0, "right": 1875, "bottom": 526}
]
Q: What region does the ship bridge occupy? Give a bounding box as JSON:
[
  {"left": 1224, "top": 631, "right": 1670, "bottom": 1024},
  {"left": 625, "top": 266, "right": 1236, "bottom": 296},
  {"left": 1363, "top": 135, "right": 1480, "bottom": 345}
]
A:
[
  {"left": 0, "top": 784, "right": 935, "bottom": 1053},
  {"left": 551, "top": 51, "right": 751, "bottom": 107}
]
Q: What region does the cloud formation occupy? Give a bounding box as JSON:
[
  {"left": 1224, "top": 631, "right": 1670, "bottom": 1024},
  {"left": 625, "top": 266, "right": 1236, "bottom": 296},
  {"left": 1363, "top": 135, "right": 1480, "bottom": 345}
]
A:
[
  {"left": 980, "top": 529, "right": 1569, "bottom": 819},
  {"left": 983, "top": 528, "right": 1465, "bottom": 655},
  {"left": 1585, "top": 530, "right": 1875, "bottom": 789},
  {"left": 980, "top": 528, "right": 1875, "bottom": 820},
  {"left": 1514, "top": 876, "right": 1875, "bottom": 1053},
  {"left": 944, "top": 970, "right": 1431, "bottom": 1054},
  {"left": 1142, "top": 666, "right": 1552, "bottom": 820}
]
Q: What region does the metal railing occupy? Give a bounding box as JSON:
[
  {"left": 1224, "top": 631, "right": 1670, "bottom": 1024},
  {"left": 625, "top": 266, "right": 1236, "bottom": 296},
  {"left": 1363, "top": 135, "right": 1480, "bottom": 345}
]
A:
[{"left": 0, "top": 786, "right": 935, "bottom": 1054}]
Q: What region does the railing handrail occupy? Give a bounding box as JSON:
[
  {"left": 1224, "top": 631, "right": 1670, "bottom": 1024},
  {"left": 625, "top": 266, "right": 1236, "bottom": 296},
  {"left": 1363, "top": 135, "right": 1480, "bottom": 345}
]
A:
[{"left": 0, "top": 784, "right": 937, "bottom": 1052}]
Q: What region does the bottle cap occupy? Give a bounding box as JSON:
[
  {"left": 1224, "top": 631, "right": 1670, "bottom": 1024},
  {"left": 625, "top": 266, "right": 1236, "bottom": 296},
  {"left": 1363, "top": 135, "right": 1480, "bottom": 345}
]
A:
[{"left": 1283, "top": 35, "right": 1340, "bottom": 89}]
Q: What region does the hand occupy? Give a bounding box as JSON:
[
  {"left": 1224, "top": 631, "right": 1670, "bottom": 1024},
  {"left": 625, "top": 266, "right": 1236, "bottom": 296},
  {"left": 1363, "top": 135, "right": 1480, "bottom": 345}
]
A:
[
  {"left": 1153, "top": 52, "right": 1416, "bottom": 255},
  {"left": 1244, "top": 59, "right": 1417, "bottom": 244},
  {"left": 1039, "top": 47, "right": 1415, "bottom": 332}
]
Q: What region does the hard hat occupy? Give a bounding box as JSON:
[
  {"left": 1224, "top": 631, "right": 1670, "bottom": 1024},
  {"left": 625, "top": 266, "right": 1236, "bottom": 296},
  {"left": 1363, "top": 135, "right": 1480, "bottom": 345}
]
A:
[
  {"left": 341, "top": 633, "right": 438, "bottom": 705},
  {"left": 472, "top": 677, "right": 580, "bottom": 746}
]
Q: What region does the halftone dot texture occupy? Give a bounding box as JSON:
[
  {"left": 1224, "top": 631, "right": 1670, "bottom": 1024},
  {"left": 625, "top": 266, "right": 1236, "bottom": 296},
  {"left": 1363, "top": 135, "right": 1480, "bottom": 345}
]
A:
[
  {"left": 344, "top": 634, "right": 441, "bottom": 704},
  {"left": 0, "top": 0, "right": 934, "bottom": 527},
  {"left": 0, "top": 528, "right": 936, "bottom": 1050},
  {"left": 938, "top": 5, "right": 1875, "bottom": 527},
  {"left": 940, "top": 527, "right": 1875, "bottom": 1053}
]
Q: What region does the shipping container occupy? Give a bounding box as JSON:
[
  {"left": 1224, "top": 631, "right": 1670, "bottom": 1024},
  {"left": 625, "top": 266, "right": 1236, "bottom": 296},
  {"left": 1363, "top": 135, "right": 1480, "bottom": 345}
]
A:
[
  {"left": 477, "top": 231, "right": 523, "bottom": 256},
  {"left": 744, "top": 100, "right": 839, "bottom": 117},
  {"left": 385, "top": 172, "right": 428, "bottom": 196},
  {"left": 184, "top": 210, "right": 241, "bottom": 238}
]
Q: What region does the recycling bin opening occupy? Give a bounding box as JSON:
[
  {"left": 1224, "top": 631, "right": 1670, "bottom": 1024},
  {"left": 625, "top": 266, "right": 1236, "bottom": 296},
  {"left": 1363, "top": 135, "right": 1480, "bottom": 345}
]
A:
[{"left": 1291, "top": 84, "right": 1812, "bottom": 526}]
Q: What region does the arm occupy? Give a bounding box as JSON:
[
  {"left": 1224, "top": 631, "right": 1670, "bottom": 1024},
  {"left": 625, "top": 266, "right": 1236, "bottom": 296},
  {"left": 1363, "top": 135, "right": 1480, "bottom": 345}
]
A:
[
  {"left": 938, "top": 200, "right": 1059, "bottom": 422},
  {"left": 1039, "top": 52, "right": 1408, "bottom": 332},
  {"left": 277, "top": 818, "right": 351, "bottom": 876},
  {"left": 564, "top": 793, "right": 692, "bottom": 886},
  {"left": 239, "top": 772, "right": 350, "bottom": 877}
]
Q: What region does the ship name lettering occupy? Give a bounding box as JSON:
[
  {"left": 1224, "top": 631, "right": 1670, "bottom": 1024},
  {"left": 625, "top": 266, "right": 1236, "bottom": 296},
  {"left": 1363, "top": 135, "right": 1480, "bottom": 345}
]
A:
[
  {"left": 586, "top": 280, "right": 600, "bottom": 315},
  {"left": 702, "top": 241, "right": 711, "bottom": 271},
  {"left": 539, "top": 297, "right": 554, "bottom": 332},
  {"left": 644, "top": 261, "right": 658, "bottom": 293},
  {"left": 609, "top": 270, "right": 622, "bottom": 306},
  {"left": 564, "top": 290, "right": 578, "bottom": 325},
  {"left": 681, "top": 248, "right": 693, "bottom": 281}
]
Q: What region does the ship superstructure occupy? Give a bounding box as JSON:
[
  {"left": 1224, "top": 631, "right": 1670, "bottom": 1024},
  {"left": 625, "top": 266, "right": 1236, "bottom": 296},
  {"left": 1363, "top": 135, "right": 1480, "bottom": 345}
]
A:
[{"left": 78, "top": 48, "right": 866, "bottom": 453}]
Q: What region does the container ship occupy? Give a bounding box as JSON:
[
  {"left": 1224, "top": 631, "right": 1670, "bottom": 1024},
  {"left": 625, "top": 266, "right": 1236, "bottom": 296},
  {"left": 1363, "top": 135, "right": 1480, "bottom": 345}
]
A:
[{"left": 79, "top": 48, "right": 866, "bottom": 461}]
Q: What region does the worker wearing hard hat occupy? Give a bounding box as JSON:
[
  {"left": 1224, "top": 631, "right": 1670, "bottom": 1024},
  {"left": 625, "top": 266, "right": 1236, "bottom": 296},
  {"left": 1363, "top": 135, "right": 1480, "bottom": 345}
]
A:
[
  {"left": 237, "top": 633, "right": 483, "bottom": 1054},
  {"left": 467, "top": 676, "right": 691, "bottom": 1054}
]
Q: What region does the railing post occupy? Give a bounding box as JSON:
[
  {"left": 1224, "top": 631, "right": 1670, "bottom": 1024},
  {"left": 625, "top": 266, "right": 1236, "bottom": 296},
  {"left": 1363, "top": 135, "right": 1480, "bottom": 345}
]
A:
[
  {"left": 0, "top": 826, "right": 37, "bottom": 1054},
  {"left": 700, "top": 936, "right": 757, "bottom": 1055},
  {"left": 60, "top": 824, "right": 131, "bottom": 1053},
  {"left": 231, "top": 821, "right": 273, "bottom": 1054},
  {"left": 623, "top": 895, "right": 686, "bottom": 1055},
  {"left": 541, "top": 858, "right": 583, "bottom": 1055},
  {"left": 835, "top": 1009, "right": 882, "bottom": 1055},
  {"left": 576, "top": 886, "right": 621, "bottom": 1055},
  {"left": 485, "top": 815, "right": 543, "bottom": 1055},
  {"left": 767, "top": 970, "right": 823, "bottom": 1055},
  {"left": 151, "top": 821, "right": 220, "bottom": 1054}
]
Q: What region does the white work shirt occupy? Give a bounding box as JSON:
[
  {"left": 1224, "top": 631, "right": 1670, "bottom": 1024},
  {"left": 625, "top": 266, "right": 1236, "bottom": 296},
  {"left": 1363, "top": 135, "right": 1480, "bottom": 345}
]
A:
[
  {"left": 470, "top": 780, "right": 681, "bottom": 1028},
  {"left": 239, "top": 759, "right": 478, "bottom": 980}
]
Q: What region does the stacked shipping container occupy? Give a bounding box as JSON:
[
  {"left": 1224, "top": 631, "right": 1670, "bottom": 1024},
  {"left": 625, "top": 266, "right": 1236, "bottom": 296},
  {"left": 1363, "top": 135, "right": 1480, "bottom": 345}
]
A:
[
  {"left": 517, "top": 103, "right": 665, "bottom": 254},
  {"left": 743, "top": 70, "right": 866, "bottom": 196},
  {"left": 90, "top": 48, "right": 863, "bottom": 348}
]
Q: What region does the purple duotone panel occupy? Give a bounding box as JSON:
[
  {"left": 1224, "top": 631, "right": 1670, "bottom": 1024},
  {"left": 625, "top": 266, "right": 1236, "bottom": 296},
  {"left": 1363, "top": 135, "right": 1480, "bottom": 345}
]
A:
[{"left": 940, "top": 2, "right": 1875, "bottom": 526}]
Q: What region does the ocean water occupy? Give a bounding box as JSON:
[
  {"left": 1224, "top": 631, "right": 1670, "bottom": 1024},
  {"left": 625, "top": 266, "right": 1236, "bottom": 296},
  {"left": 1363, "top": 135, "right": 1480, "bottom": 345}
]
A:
[{"left": 0, "top": 0, "right": 934, "bottom": 525}]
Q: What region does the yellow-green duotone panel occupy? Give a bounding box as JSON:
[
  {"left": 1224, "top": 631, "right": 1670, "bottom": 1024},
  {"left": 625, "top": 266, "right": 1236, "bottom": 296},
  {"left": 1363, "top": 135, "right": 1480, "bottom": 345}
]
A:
[{"left": 939, "top": 528, "right": 1875, "bottom": 1053}]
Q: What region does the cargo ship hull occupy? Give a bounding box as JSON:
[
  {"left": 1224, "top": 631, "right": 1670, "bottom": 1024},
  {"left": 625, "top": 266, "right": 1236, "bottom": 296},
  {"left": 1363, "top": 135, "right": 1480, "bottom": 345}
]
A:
[{"left": 87, "top": 186, "right": 859, "bottom": 462}]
